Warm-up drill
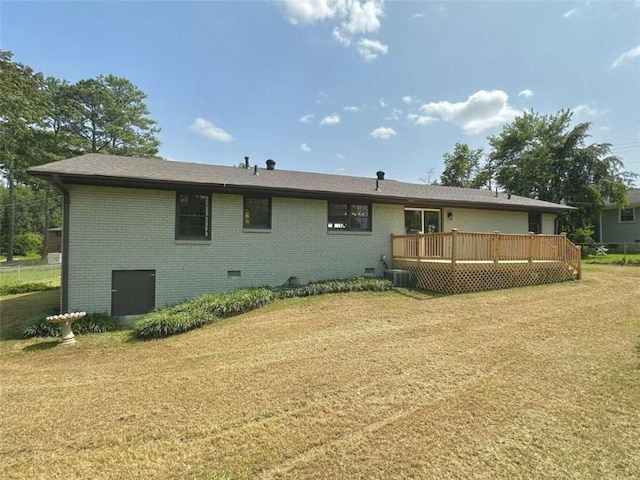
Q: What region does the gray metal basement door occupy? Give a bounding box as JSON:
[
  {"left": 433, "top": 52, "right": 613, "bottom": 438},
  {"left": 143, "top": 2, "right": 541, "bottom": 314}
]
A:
[{"left": 111, "top": 270, "right": 156, "bottom": 316}]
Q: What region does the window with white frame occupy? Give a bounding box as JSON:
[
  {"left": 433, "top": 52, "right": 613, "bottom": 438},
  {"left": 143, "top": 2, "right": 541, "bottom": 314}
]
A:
[{"left": 620, "top": 207, "right": 635, "bottom": 223}]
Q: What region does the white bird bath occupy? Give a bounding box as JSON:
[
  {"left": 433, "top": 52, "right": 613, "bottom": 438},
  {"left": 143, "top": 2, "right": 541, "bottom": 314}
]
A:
[{"left": 46, "top": 312, "right": 86, "bottom": 345}]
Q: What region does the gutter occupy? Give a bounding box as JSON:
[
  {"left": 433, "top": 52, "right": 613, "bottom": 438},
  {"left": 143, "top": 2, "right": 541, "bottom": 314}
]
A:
[
  {"left": 50, "top": 175, "right": 69, "bottom": 313},
  {"left": 29, "top": 171, "right": 574, "bottom": 215}
]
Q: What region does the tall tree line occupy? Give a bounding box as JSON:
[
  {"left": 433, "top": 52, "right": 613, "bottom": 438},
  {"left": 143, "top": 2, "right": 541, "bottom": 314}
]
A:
[
  {"left": 438, "top": 110, "right": 636, "bottom": 242},
  {"left": 0, "top": 50, "right": 161, "bottom": 261}
]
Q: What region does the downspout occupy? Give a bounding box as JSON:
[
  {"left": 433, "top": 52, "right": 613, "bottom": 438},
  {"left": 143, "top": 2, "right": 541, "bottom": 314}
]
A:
[{"left": 51, "top": 175, "right": 69, "bottom": 313}]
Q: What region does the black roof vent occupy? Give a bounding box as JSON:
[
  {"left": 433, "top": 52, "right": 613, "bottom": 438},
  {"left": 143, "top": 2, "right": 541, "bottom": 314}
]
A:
[
  {"left": 376, "top": 171, "right": 385, "bottom": 180},
  {"left": 266, "top": 159, "right": 276, "bottom": 171},
  {"left": 244, "top": 156, "right": 249, "bottom": 169}
]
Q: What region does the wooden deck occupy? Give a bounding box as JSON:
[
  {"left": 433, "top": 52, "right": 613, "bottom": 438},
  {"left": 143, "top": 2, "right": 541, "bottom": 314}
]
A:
[{"left": 392, "top": 230, "right": 581, "bottom": 294}]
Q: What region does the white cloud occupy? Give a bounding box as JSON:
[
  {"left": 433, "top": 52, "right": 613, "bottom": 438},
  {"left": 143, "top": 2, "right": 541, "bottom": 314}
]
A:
[
  {"left": 343, "top": 105, "right": 360, "bottom": 112},
  {"left": 332, "top": 26, "right": 351, "bottom": 45},
  {"left": 563, "top": 8, "right": 577, "bottom": 18},
  {"left": 598, "top": 126, "right": 611, "bottom": 132},
  {"left": 343, "top": 0, "right": 384, "bottom": 34},
  {"left": 301, "top": 143, "right": 311, "bottom": 152},
  {"left": 411, "top": 12, "right": 425, "bottom": 20},
  {"left": 402, "top": 95, "right": 417, "bottom": 104},
  {"left": 356, "top": 38, "right": 388, "bottom": 61},
  {"left": 370, "top": 126, "right": 397, "bottom": 139},
  {"left": 320, "top": 114, "right": 341, "bottom": 125},
  {"left": 281, "top": 0, "right": 384, "bottom": 33},
  {"left": 384, "top": 108, "right": 403, "bottom": 121},
  {"left": 299, "top": 114, "right": 315, "bottom": 123},
  {"left": 280, "top": 1, "right": 387, "bottom": 61},
  {"left": 189, "top": 118, "right": 233, "bottom": 143},
  {"left": 416, "top": 90, "right": 520, "bottom": 134},
  {"left": 611, "top": 43, "right": 640, "bottom": 68},
  {"left": 336, "top": 153, "right": 345, "bottom": 159},
  {"left": 280, "top": 0, "right": 347, "bottom": 24},
  {"left": 518, "top": 89, "right": 534, "bottom": 98},
  {"left": 573, "top": 104, "right": 607, "bottom": 118},
  {"left": 379, "top": 97, "right": 387, "bottom": 108},
  {"left": 635, "top": 0, "right": 640, "bottom": 9}
]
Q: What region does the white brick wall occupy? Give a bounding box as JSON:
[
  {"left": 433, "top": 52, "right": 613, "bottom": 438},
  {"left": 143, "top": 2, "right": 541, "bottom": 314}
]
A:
[
  {"left": 66, "top": 186, "right": 403, "bottom": 313},
  {"left": 66, "top": 185, "right": 559, "bottom": 314}
]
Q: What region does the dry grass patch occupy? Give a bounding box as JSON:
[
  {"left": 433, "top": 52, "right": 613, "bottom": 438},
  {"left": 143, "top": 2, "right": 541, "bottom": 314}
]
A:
[{"left": 1, "top": 267, "right": 639, "bottom": 479}]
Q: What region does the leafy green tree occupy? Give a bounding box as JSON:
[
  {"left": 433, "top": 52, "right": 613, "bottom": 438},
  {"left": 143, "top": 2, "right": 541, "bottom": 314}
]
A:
[
  {"left": 69, "top": 75, "right": 160, "bottom": 156},
  {"left": 488, "top": 109, "right": 636, "bottom": 239},
  {"left": 440, "top": 143, "right": 491, "bottom": 189},
  {"left": 0, "top": 50, "right": 46, "bottom": 260}
]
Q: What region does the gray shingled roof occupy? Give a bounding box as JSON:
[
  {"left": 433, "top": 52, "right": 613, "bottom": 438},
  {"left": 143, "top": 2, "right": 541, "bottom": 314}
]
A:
[
  {"left": 602, "top": 188, "right": 640, "bottom": 208},
  {"left": 29, "top": 153, "right": 572, "bottom": 212}
]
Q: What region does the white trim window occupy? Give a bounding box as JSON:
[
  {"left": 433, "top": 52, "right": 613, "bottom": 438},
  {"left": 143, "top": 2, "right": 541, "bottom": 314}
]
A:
[{"left": 619, "top": 207, "right": 635, "bottom": 223}]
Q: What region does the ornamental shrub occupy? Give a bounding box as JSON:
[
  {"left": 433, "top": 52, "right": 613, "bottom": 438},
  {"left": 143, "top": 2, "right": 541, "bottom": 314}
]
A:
[
  {"left": 133, "top": 279, "right": 393, "bottom": 340},
  {"left": 21, "top": 310, "right": 119, "bottom": 338},
  {"left": 132, "top": 288, "right": 274, "bottom": 340}
]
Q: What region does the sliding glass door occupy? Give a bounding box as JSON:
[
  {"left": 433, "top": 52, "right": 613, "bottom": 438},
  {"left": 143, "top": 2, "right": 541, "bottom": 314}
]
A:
[{"left": 404, "top": 208, "right": 441, "bottom": 234}]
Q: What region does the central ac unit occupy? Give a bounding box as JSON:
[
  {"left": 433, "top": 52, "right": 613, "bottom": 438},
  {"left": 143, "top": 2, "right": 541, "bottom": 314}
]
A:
[{"left": 383, "top": 269, "right": 412, "bottom": 287}]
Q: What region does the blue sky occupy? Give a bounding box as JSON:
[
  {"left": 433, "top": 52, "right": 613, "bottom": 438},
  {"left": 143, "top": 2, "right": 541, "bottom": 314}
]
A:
[{"left": 2, "top": 0, "right": 639, "bottom": 184}]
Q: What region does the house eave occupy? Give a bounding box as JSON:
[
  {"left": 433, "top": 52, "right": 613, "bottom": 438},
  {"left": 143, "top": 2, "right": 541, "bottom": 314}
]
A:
[{"left": 29, "top": 171, "right": 573, "bottom": 214}]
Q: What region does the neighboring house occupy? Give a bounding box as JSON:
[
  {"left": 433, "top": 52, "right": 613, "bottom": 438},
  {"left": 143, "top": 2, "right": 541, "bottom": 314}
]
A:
[
  {"left": 598, "top": 188, "right": 640, "bottom": 252},
  {"left": 29, "top": 154, "right": 572, "bottom": 321},
  {"left": 46, "top": 227, "right": 62, "bottom": 254}
]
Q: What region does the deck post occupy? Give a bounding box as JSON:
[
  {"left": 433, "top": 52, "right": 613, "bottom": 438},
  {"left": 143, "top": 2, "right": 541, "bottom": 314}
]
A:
[
  {"left": 560, "top": 232, "right": 567, "bottom": 261},
  {"left": 528, "top": 232, "right": 534, "bottom": 264},
  {"left": 390, "top": 234, "right": 395, "bottom": 259},
  {"left": 417, "top": 233, "right": 424, "bottom": 259},
  {"left": 493, "top": 231, "right": 500, "bottom": 264},
  {"left": 451, "top": 229, "right": 458, "bottom": 267},
  {"left": 577, "top": 245, "right": 582, "bottom": 280}
]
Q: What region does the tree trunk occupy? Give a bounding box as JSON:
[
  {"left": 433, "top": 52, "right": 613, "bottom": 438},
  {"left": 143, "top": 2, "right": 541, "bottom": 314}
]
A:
[
  {"left": 7, "top": 162, "right": 15, "bottom": 262},
  {"left": 41, "top": 188, "right": 50, "bottom": 259}
]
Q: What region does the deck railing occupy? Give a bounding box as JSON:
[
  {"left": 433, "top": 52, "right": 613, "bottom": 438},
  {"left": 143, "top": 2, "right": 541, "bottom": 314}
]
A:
[{"left": 392, "top": 229, "right": 581, "bottom": 278}]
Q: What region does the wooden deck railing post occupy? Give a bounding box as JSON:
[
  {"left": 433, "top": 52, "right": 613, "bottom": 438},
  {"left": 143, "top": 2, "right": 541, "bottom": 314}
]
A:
[
  {"left": 560, "top": 232, "right": 567, "bottom": 262},
  {"left": 528, "top": 232, "right": 534, "bottom": 264},
  {"left": 493, "top": 231, "right": 500, "bottom": 264},
  {"left": 577, "top": 246, "right": 582, "bottom": 280},
  {"left": 417, "top": 234, "right": 424, "bottom": 259},
  {"left": 451, "top": 229, "right": 458, "bottom": 266}
]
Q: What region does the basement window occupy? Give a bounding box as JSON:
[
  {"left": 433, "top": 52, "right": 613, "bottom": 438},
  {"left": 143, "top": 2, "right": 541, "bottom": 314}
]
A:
[
  {"left": 175, "top": 193, "right": 211, "bottom": 240},
  {"left": 328, "top": 202, "right": 372, "bottom": 231}
]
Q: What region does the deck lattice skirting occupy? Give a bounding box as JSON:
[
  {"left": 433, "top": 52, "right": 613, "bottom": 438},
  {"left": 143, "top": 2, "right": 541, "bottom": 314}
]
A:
[{"left": 392, "top": 230, "right": 582, "bottom": 294}]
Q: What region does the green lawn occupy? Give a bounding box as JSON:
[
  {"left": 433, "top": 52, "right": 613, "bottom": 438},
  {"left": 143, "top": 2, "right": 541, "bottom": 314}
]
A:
[
  {"left": 584, "top": 252, "right": 640, "bottom": 265},
  {"left": 1, "top": 267, "right": 638, "bottom": 479},
  {"left": 0, "top": 288, "right": 60, "bottom": 340},
  {"left": 0, "top": 263, "right": 61, "bottom": 286}
]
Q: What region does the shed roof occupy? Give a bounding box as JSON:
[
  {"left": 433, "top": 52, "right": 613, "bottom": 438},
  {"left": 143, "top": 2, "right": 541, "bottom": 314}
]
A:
[{"left": 29, "top": 153, "right": 573, "bottom": 213}]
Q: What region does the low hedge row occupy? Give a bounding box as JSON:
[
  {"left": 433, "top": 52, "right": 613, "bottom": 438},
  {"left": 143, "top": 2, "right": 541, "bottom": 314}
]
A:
[
  {"left": 274, "top": 278, "right": 393, "bottom": 299},
  {"left": 0, "top": 282, "right": 54, "bottom": 296},
  {"left": 133, "top": 278, "right": 393, "bottom": 340},
  {"left": 132, "top": 288, "right": 274, "bottom": 340},
  {"left": 22, "top": 309, "right": 119, "bottom": 338}
]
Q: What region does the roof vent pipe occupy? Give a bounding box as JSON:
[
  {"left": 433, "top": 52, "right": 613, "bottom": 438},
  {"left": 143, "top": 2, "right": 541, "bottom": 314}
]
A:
[
  {"left": 266, "top": 159, "right": 276, "bottom": 170},
  {"left": 376, "top": 179, "right": 380, "bottom": 191},
  {"left": 244, "top": 156, "right": 250, "bottom": 169},
  {"left": 254, "top": 165, "right": 258, "bottom": 176},
  {"left": 376, "top": 171, "right": 385, "bottom": 180}
]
